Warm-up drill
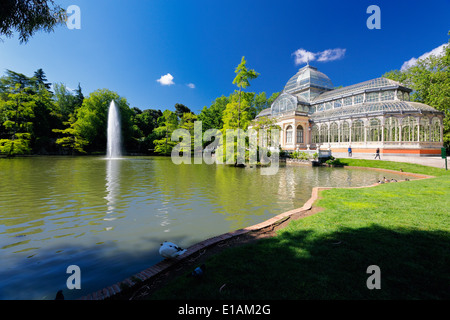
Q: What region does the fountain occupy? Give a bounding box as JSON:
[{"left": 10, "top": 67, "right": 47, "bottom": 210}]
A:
[{"left": 106, "top": 100, "right": 122, "bottom": 158}]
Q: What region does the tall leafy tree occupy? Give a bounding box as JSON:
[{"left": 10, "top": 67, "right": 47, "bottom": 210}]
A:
[
  {"left": 198, "top": 95, "right": 229, "bottom": 133},
  {"left": 0, "top": 0, "right": 66, "bottom": 43},
  {"left": 222, "top": 93, "right": 251, "bottom": 131},
  {"left": 174, "top": 103, "right": 192, "bottom": 120},
  {"left": 232, "top": 56, "right": 259, "bottom": 129},
  {"left": 153, "top": 110, "right": 179, "bottom": 155},
  {"left": 53, "top": 83, "right": 79, "bottom": 121},
  {"left": 70, "top": 89, "right": 134, "bottom": 153},
  {"left": 135, "top": 109, "right": 162, "bottom": 136},
  {"left": 252, "top": 92, "right": 267, "bottom": 118},
  {"left": 74, "top": 83, "right": 84, "bottom": 108},
  {"left": 0, "top": 70, "right": 34, "bottom": 93},
  {"left": 52, "top": 113, "right": 88, "bottom": 154},
  {"left": 33, "top": 68, "right": 52, "bottom": 90},
  {"left": 179, "top": 112, "right": 197, "bottom": 153},
  {"left": 31, "top": 86, "right": 60, "bottom": 152},
  {"left": 0, "top": 84, "right": 35, "bottom": 155},
  {"left": 0, "top": 69, "right": 62, "bottom": 155},
  {"left": 221, "top": 94, "right": 252, "bottom": 165},
  {"left": 136, "top": 108, "right": 163, "bottom": 153}
]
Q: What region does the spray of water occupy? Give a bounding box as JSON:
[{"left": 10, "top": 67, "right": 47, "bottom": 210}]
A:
[{"left": 106, "top": 100, "right": 122, "bottom": 158}]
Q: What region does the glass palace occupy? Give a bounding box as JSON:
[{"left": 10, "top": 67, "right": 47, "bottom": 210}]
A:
[{"left": 253, "top": 64, "right": 444, "bottom": 156}]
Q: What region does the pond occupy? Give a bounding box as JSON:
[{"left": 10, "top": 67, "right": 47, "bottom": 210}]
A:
[{"left": 0, "top": 156, "right": 408, "bottom": 300}]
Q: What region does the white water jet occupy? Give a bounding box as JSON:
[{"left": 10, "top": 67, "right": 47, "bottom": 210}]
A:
[{"left": 107, "top": 100, "right": 122, "bottom": 158}]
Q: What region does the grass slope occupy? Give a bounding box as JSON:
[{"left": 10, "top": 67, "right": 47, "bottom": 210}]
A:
[{"left": 149, "top": 159, "right": 450, "bottom": 300}]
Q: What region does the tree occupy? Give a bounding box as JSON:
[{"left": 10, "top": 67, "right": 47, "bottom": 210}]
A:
[
  {"left": 52, "top": 113, "right": 88, "bottom": 154},
  {"left": 129, "top": 107, "right": 163, "bottom": 153},
  {"left": 71, "top": 89, "right": 134, "bottom": 153},
  {"left": 0, "top": 70, "right": 34, "bottom": 93},
  {"left": 0, "top": 69, "right": 62, "bottom": 155},
  {"left": 136, "top": 109, "right": 162, "bottom": 136},
  {"left": 232, "top": 56, "right": 259, "bottom": 129},
  {"left": 174, "top": 103, "right": 192, "bottom": 120},
  {"left": 0, "top": 0, "right": 66, "bottom": 43},
  {"left": 74, "top": 83, "right": 84, "bottom": 108},
  {"left": 153, "top": 110, "right": 179, "bottom": 155},
  {"left": 197, "top": 95, "right": 229, "bottom": 133},
  {"left": 33, "top": 68, "right": 52, "bottom": 90},
  {"left": 222, "top": 95, "right": 252, "bottom": 165},
  {"left": 179, "top": 112, "right": 197, "bottom": 153},
  {"left": 53, "top": 83, "right": 79, "bottom": 121},
  {"left": 222, "top": 94, "right": 251, "bottom": 131},
  {"left": 252, "top": 92, "right": 267, "bottom": 119},
  {"left": 0, "top": 85, "right": 35, "bottom": 155},
  {"left": 31, "top": 86, "right": 60, "bottom": 152}
]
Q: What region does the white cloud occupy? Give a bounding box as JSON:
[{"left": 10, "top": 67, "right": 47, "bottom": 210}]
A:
[
  {"left": 186, "top": 83, "right": 195, "bottom": 89},
  {"left": 292, "top": 49, "right": 316, "bottom": 65},
  {"left": 292, "top": 48, "right": 346, "bottom": 65},
  {"left": 400, "top": 43, "right": 447, "bottom": 71},
  {"left": 316, "top": 48, "right": 346, "bottom": 62},
  {"left": 156, "top": 73, "right": 175, "bottom": 86}
]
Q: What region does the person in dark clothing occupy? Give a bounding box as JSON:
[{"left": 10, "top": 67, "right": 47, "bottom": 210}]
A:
[{"left": 375, "top": 148, "right": 381, "bottom": 159}]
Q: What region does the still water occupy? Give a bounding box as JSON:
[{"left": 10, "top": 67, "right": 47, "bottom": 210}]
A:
[{"left": 0, "top": 156, "right": 407, "bottom": 300}]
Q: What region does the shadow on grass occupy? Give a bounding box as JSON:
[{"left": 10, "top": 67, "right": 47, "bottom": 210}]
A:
[{"left": 149, "top": 225, "right": 450, "bottom": 300}]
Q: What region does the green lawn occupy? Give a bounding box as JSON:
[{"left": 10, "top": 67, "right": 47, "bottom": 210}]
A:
[{"left": 149, "top": 159, "right": 450, "bottom": 300}]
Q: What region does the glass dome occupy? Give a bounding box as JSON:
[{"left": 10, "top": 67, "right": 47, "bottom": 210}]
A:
[{"left": 284, "top": 65, "right": 334, "bottom": 94}]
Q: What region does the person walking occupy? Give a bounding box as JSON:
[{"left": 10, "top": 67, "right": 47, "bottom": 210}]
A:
[
  {"left": 348, "top": 146, "right": 352, "bottom": 157},
  {"left": 375, "top": 148, "right": 381, "bottom": 160}
]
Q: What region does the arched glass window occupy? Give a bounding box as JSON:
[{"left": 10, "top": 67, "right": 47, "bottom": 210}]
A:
[
  {"left": 419, "top": 118, "right": 430, "bottom": 142},
  {"left": 319, "top": 123, "right": 328, "bottom": 143},
  {"left": 351, "top": 120, "right": 364, "bottom": 142},
  {"left": 330, "top": 122, "right": 339, "bottom": 142},
  {"left": 402, "top": 116, "right": 418, "bottom": 142},
  {"left": 384, "top": 117, "right": 399, "bottom": 142},
  {"left": 431, "top": 117, "right": 441, "bottom": 142},
  {"left": 286, "top": 125, "right": 293, "bottom": 145},
  {"left": 272, "top": 94, "right": 296, "bottom": 116},
  {"left": 296, "top": 125, "right": 304, "bottom": 144},
  {"left": 367, "top": 118, "right": 381, "bottom": 142},
  {"left": 341, "top": 121, "right": 350, "bottom": 143},
  {"left": 311, "top": 125, "right": 320, "bottom": 144}
]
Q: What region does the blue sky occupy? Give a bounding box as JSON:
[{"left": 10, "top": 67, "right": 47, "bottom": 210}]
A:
[{"left": 0, "top": 0, "right": 449, "bottom": 114}]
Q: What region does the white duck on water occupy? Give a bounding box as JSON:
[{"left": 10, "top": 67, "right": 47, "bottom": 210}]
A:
[{"left": 159, "top": 241, "right": 187, "bottom": 259}]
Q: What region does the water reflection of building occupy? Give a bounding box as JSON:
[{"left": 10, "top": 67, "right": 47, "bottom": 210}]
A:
[{"left": 253, "top": 64, "right": 444, "bottom": 156}]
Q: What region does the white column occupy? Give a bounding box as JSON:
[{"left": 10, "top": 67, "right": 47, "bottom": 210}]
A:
[{"left": 417, "top": 117, "right": 421, "bottom": 142}]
